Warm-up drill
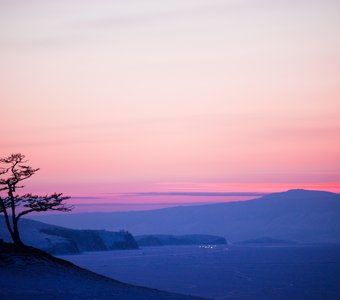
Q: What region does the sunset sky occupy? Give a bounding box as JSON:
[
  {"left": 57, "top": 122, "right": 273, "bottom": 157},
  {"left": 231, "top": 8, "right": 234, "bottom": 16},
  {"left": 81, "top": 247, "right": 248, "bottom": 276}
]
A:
[{"left": 1, "top": 0, "right": 340, "bottom": 212}]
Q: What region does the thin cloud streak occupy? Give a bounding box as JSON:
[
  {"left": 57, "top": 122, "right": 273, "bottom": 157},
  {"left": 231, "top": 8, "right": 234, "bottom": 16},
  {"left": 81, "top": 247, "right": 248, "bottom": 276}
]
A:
[
  {"left": 124, "top": 192, "right": 266, "bottom": 197},
  {"left": 1, "top": 1, "right": 318, "bottom": 50},
  {"left": 78, "top": 1, "right": 312, "bottom": 30},
  {"left": 72, "top": 202, "right": 215, "bottom": 207}
]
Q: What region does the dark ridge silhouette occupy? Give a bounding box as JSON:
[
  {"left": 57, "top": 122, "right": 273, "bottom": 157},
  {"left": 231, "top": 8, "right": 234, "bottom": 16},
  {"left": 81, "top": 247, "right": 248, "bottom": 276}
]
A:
[
  {"left": 236, "top": 237, "right": 297, "bottom": 245},
  {"left": 135, "top": 234, "right": 227, "bottom": 247}
]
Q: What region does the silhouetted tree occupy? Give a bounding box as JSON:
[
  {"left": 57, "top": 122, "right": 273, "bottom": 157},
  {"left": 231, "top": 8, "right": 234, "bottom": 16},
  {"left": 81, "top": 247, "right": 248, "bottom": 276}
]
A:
[{"left": 0, "top": 153, "right": 72, "bottom": 246}]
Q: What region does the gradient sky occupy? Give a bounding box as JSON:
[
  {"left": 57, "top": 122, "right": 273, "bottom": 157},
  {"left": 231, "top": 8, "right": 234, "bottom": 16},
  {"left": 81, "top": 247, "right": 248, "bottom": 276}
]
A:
[{"left": 1, "top": 0, "right": 340, "bottom": 212}]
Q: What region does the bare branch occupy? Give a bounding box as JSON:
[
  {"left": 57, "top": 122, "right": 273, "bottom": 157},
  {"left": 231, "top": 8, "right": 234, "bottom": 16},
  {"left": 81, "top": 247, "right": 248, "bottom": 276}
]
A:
[
  {"left": 16, "top": 193, "right": 73, "bottom": 219},
  {"left": 0, "top": 153, "right": 73, "bottom": 245}
]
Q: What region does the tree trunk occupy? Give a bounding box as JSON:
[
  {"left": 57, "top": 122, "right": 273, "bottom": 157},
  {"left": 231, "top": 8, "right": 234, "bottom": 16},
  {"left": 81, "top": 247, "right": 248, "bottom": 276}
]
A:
[
  {"left": 12, "top": 218, "right": 24, "bottom": 246},
  {"left": 3, "top": 211, "right": 15, "bottom": 242},
  {"left": 0, "top": 199, "right": 16, "bottom": 242},
  {"left": 7, "top": 189, "right": 24, "bottom": 246}
]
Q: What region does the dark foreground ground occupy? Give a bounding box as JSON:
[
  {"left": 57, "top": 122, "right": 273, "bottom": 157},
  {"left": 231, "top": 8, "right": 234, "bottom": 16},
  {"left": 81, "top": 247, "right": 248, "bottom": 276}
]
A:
[
  {"left": 61, "top": 244, "right": 340, "bottom": 300},
  {"left": 0, "top": 242, "right": 204, "bottom": 300}
]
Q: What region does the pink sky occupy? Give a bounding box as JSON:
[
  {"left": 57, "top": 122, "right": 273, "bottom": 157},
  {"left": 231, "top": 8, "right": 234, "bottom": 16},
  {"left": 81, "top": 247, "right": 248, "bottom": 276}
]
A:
[{"left": 1, "top": 1, "right": 340, "bottom": 212}]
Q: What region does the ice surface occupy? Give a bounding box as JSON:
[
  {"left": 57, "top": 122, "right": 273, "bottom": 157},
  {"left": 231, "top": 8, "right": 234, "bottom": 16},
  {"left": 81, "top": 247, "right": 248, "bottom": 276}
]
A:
[{"left": 60, "top": 244, "right": 340, "bottom": 300}]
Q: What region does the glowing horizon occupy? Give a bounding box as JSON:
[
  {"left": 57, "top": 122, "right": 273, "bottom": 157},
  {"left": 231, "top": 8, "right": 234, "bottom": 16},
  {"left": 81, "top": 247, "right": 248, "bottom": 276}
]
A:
[{"left": 1, "top": 1, "right": 339, "bottom": 212}]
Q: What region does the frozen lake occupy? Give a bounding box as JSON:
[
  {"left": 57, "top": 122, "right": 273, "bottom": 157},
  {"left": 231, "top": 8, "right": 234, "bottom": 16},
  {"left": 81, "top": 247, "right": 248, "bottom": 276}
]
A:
[{"left": 60, "top": 244, "right": 340, "bottom": 299}]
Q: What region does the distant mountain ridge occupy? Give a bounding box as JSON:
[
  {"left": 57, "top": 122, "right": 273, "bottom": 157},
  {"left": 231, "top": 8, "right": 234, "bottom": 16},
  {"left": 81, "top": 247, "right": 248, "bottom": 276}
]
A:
[
  {"left": 31, "top": 189, "right": 340, "bottom": 243},
  {"left": 135, "top": 234, "right": 227, "bottom": 247},
  {"left": 236, "top": 237, "right": 297, "bottom": 245}
]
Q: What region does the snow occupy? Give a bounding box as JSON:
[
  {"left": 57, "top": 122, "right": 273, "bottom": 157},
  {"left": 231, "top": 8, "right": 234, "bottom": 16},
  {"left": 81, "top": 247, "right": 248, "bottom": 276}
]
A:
[{"left": 0, "top": 243, "right": 203, "bottom": 300}]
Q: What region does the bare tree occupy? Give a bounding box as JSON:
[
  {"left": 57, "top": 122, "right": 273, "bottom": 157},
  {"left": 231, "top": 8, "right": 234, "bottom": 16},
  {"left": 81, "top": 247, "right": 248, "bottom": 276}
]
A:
[{"left": 0, "top": 153, "right": 73, "bottom": 246}]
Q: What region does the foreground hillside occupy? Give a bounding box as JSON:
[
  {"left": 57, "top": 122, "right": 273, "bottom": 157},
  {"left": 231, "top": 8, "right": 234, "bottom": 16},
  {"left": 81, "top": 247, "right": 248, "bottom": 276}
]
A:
[
  {"left": 0, "top": 242, "right": 203, "bottom": 300},
  {"left": 32, "top": 190, "right": 340, "bottom": 243}
]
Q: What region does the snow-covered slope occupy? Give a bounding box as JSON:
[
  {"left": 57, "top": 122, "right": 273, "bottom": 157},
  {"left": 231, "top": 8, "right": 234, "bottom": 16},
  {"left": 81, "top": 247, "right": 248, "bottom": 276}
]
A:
[
  {"left": 0, "top": 218, "right": 137, "bottom": 254},
  {"left": 0, "top": 242, "right": 203, "bottom": 300}
]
